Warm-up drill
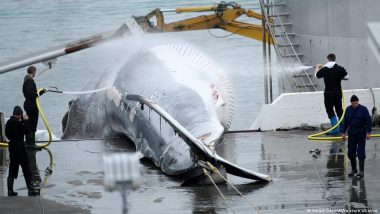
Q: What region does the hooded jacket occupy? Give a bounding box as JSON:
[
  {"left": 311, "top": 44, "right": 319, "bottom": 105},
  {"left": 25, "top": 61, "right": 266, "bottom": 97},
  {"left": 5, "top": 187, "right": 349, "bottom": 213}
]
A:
[
  {"left": 316, "top": 62, "right": 347, "bottom": 95},
  {"left": 5, "top": 116, "right": 28, "bottom": 146}
]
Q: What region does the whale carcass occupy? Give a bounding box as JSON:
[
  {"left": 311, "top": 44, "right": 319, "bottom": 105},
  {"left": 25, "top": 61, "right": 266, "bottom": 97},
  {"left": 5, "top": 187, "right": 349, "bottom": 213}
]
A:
[{"left": 61, "top": 42, "right": 270, "bottom": 183}]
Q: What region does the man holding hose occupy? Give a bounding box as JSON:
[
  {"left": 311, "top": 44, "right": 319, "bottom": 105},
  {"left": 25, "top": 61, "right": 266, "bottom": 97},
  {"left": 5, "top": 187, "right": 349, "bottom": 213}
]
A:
[
  {"left": 22, "top": 66, "right": 46, "bottom": 149},
  {"left": 315, "top": 53, "right": 349, "bottom": 135}
]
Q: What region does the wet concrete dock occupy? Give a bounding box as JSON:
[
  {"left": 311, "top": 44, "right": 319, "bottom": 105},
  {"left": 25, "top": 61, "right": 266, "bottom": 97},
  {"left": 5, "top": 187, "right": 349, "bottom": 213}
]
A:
[{"left": 1, "top": 130, "right": 379, "bottom": 213}]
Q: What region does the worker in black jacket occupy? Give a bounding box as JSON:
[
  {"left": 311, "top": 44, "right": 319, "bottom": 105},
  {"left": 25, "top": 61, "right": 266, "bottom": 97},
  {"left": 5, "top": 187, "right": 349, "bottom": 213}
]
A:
[
  {"left": 315, "top": 53, "right": 349, "bottom": 135},
  {"left": 341, "top": 95, "right": 372, "bottom": 179},
  {"left": 5, "top": 106, "right": 39, "bottom": 196},
  {"left": 23, "top": 66, "right": 46, "bottom": 148}
]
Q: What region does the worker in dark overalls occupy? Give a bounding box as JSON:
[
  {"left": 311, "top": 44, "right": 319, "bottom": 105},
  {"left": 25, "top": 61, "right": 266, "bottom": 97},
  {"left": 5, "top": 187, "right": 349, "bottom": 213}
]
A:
[
  {"left": 341, "top": 95, "right": 372, "bottom": 178},
  {"left": 5, "top": 106, "right": 39, "bottom": 196},
  {"left": 23, "top": 66, "right": 45, "bottom": 149},
  {"left": 315, "top": 53, "right": 348, "bottom": 135}
]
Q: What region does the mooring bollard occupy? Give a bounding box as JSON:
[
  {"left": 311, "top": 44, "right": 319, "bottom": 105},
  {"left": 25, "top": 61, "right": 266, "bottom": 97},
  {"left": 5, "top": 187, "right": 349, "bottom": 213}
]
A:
[{"left": 103, "top": 153, "right": 141, "bottom": 214}]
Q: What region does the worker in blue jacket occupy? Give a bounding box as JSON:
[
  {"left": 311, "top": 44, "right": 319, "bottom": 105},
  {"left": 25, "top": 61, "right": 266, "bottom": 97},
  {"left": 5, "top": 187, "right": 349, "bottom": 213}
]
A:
[{"left": 341, "top": 95, "right": 371, "bottom": 178}]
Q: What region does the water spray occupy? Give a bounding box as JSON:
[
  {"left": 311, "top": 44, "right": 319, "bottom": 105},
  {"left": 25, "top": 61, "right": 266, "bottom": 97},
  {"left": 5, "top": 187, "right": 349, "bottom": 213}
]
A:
[
  {"left": 283, "top": 64, "right": 314, "bottom": 73},
  {"left": 45, "top": 86, "right": 111, "bottom": 95}
]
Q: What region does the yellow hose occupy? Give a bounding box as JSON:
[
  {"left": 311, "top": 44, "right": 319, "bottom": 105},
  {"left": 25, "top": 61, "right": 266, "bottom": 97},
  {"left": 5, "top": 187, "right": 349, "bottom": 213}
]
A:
[
  {"left": 308, "top": 90, "right": 380, "bottom": 141},
  {"left": 0, "top": 88, "right": 52, "bottom": 148},
  {"left": 40, "top": 147, "right": 54, "bottom": 194},
  {"left": 0, "top": 141, "right": 8, "bottom": 147},
  {"left": 35, "top": 88, "right": 52, "bottom": 148}
]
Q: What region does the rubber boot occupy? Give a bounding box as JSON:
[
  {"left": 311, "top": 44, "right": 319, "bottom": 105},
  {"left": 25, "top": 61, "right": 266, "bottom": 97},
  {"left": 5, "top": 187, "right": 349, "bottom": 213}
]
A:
[
  {"left": 28, "top": 189, "right": 39, "bottom": 196},
  {"left": 357, "top": 159, "right": 365, "bottom": 179},
  {"left": 25, "top": 176, "right": 39, "bottom": 196},
  {"left": 28, "top": 190, "right": 39, "bottom": 196},
  {"left": 7, "top": 177, "right": 18, "bottom": 196},
  {"left": 327, "top": 116, "right": 340, "bottom": 135},
  {"left": 26, "top": 132, "right": 39, "bottom": 150},
  {"left": 338, "top": 117, "right": 343, "bottom": 134},
  {"left": 348, "top": 158, "right": 358, "bottom": 177},
  {"left": 27, "top": 149, "right": 42, "bottom": 187}
]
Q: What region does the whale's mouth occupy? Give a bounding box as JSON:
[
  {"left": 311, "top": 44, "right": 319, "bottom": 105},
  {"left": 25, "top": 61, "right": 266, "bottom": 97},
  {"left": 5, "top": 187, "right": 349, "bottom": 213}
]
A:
[
  {"left": 197, "top": 132, "right": 211, "bottom": 142},
  {"left": 193, "top": 121, "right": 225, "bottom": 147}
]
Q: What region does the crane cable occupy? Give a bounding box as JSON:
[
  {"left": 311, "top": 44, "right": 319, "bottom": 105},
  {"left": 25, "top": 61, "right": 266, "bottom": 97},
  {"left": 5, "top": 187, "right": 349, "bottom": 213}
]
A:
[
  {"left": 307, "top": 90, "right": 380, "bottom": 141},
  {"left": 0, "top": 88, "right": 52, "bottom": 148}
]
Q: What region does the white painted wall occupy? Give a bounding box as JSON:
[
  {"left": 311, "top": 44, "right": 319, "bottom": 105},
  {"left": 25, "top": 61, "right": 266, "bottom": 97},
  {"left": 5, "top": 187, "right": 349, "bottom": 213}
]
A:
[
  {"left": 368, "top": 23, "right": 380, "bottom": 65},
  {"left": 274, "top": 0, "right": 380, "bottom": 92},
  {"left": 251, "top": 88, "right": 380, "bottom": 131}
]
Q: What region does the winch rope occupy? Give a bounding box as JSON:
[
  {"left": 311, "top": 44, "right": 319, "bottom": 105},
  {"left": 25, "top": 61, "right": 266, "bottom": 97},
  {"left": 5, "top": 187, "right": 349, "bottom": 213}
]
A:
[
  {"left": 310, "top": 151, "right": 328, "bottom": 200},
  {"left": 203, "top": 168, "right": 236, "bottom": 214},
  {"left": 205, "top": 161, "right": 263, "bottom": 214}
]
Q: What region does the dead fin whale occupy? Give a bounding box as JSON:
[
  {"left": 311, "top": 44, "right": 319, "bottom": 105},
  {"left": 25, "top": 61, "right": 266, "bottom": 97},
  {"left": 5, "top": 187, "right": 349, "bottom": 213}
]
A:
[{"left": 126, "top": 94, "right": 271, "bottom": 182}]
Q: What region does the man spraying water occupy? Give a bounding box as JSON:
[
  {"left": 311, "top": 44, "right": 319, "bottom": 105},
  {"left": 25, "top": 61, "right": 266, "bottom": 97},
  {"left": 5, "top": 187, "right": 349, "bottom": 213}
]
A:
[
  {"left": 315, "top": 53, "right": 349, "bottom": 135},
  {"left": 22, "top": 66, "right": 46, "bottom": 149}
]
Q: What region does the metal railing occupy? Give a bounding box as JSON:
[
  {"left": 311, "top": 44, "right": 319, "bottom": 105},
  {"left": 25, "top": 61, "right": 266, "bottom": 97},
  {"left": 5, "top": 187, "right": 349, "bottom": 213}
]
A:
[
  {"left": 259, "top": 0, "right": 317, "bottom": 92},
  {"left": 259, "top": 0, "right": 299, "bottom": 92}
]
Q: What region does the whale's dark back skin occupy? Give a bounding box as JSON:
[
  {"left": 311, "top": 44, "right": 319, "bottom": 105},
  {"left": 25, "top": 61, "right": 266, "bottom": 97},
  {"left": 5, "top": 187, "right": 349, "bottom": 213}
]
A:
[{"left": 62, "top": 43, "right": 235, "bottom": 176}]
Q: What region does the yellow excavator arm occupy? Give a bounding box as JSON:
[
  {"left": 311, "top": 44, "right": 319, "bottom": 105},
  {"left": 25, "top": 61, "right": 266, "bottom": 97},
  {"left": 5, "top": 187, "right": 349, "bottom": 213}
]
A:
[{"left": 134, "top": 2, "right": 272, "bottom": 42}]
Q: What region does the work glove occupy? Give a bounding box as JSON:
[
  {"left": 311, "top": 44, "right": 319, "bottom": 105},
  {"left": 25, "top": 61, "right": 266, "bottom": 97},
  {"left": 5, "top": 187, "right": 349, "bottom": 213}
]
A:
[
  {"left": 38, "top": 89, "right": 47, "bottom": 96},
  {"left": 23, "top": 114, "right": 29, "bottom": 121}
]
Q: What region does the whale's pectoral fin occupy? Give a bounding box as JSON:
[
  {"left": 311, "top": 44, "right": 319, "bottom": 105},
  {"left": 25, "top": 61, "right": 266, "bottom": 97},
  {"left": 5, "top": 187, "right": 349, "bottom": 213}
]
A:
[{"left": 213, "top": 154, "right": 272, "bottom": 182}]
